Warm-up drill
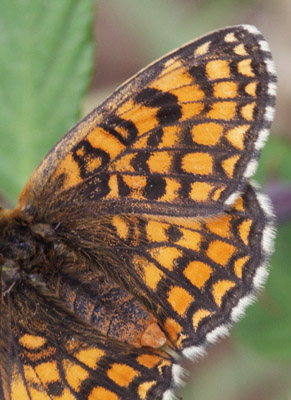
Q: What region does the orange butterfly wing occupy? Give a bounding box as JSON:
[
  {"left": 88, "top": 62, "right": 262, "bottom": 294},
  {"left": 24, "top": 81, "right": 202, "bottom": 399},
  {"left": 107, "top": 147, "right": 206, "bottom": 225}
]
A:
[{"left": 19, "top": 25, "right": 276, "bottom": 218}]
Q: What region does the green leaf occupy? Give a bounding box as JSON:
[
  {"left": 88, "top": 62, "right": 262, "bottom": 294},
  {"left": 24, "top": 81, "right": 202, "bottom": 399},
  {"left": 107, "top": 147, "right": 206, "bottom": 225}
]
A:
[{"left": 0, "top": 0, "right": 94, "bottom": 204}]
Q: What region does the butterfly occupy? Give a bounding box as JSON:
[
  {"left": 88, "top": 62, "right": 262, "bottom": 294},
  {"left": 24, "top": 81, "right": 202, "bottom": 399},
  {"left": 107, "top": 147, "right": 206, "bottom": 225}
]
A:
[{"left": 0, "top": 25, "right": 276, "bottom": 400}]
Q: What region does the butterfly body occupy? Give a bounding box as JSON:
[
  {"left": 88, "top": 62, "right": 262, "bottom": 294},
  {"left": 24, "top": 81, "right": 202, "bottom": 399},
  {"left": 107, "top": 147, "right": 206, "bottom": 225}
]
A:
[
  {"left": 0, "top": 25, "right": 276, "bottom": 400},
  {"left": 0, "top": 209, "right": 50, "bottom": 291}
]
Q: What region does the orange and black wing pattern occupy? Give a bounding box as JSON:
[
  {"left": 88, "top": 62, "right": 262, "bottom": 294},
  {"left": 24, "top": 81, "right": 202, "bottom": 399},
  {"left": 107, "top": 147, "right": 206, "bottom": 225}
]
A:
[
  {"left": 0, "top": 284, "right": 179, "bottom": 400},
  {"left": 101, "top": 183, "right": 275, "bottom": 358},
  {"left": 1, "top": 25, "right": 276, "bottom": 400},
  {"left": 19, "top": 25, "right": 276, "bottom": 218}
]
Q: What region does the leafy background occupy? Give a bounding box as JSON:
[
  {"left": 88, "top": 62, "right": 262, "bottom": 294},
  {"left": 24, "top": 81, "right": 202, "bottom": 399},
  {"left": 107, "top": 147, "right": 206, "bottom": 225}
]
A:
[{"left": 0, "top": 0, "right": 291, "bottom": 399}]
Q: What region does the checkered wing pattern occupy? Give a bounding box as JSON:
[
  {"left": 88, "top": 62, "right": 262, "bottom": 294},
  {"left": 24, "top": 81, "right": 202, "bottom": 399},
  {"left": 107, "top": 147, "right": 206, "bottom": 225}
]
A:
[
  {"left": 0, "top": 287, "right": 177, "bottom": 400},
  {"left": 19, "top": 25, "right": 276, "bottom": 218},
  {"left": 104, "top": 183, "right": 275, "bottom": 358}
]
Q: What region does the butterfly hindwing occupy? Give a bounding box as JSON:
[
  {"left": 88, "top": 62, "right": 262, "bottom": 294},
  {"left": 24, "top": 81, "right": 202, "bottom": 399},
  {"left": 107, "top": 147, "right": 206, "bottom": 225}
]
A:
[
  {"left": 19, "top": 25, "right": 276, "bottom": 218},
  {"left": 75, "top": 183, "right": 274, "bottom": 358},
  {"left": 1, "top": 281, "right": 180, "bottom": 400}
]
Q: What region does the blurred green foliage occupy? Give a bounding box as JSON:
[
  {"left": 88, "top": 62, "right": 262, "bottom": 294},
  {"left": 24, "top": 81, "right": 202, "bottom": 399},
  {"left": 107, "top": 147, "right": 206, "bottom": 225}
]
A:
[
  {"left": 235, "top": 138, "right": 291, "bottom": 359},
  {"left": 256, "top": 138, "right": 291, "bottom": 184},
  {"left": 236, "top": 222, "right": 291, "bottom": 359},
  {"left": 0, "top": 0, "right": 94, "bottom": 203}
]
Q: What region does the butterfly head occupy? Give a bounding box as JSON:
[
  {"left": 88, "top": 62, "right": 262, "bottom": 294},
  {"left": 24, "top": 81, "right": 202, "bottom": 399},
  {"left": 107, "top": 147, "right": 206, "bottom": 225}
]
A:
[{"left": 0, "top": 208, "right": 56, "bottom": 297}]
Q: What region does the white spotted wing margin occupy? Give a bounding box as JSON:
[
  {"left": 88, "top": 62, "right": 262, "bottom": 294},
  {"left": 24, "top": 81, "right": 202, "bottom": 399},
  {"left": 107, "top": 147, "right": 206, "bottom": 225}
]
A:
[{"left": 182, "top": 182, "right": 276, "bottom": 363}]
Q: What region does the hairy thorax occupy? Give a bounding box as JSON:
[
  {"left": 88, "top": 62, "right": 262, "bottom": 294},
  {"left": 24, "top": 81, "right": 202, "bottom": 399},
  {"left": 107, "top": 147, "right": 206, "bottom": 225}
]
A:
[{"left": 0, "top": 208, "right": 56, "bottom": 294}]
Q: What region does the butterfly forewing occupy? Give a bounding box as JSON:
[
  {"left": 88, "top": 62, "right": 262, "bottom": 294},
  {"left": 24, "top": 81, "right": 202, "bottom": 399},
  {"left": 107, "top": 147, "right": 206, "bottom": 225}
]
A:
[{"left": 19, "top": 25, "right": 276, "bottom": 218}]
